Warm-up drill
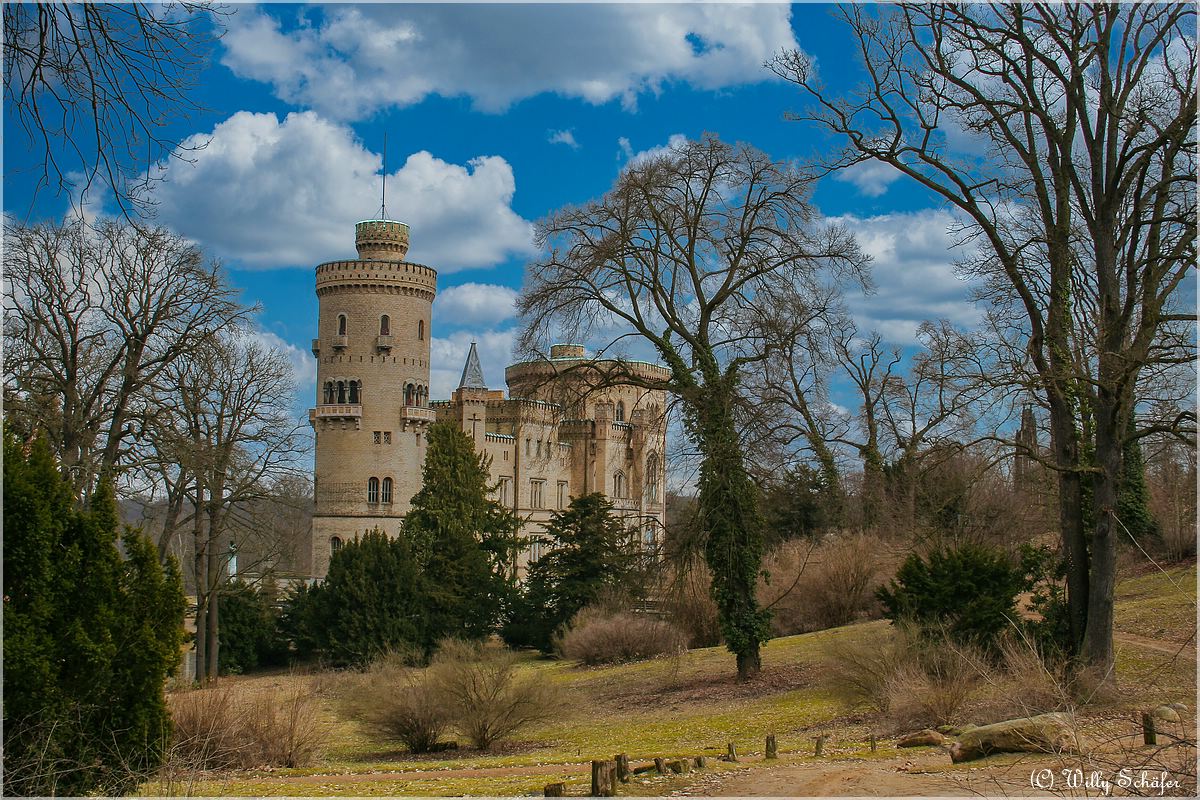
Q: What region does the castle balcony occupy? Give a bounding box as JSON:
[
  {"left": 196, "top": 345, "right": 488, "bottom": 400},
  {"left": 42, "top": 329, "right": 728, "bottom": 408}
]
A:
[
  {"left": 400, "top": 405, "right": 436, "bottom": 423},
  {"left": 330, "top": 334, "right": 348, "bottom": 349},
  {"left": 376, "top": 334, "right": 394, "bottom": 350},
  {"left": 312, "top": 403, "right": 363, "bottom": 421},
  {"left": 311, "top": 338, "right": 321, "bottom": 356}
]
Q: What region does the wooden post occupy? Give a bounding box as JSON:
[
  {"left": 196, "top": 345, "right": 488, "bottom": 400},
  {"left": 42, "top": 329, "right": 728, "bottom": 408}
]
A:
[
  {"left": 1142, "top": 712, "right": 1158, "bottom": 746},
  {"left": 869, "top": 733, "right": 877, "bottom": 753},
  {"left": 693, "top": 756, "right": 707, "bottom": 769},
  {"left": 615, "top": 753, "right": 630, "bottom": 783},
  {"left": 545, "top": 783, "right": 565, "bottom": 797},
  {"left": 766, "top": 734, "right": 778, "bottom": 759},
  {"left": 654, "top": 757, "right": 668, "bottom": 775},
  {"left": 725, "top": 742, "right": 738, "bottom": 762},
  {"left": 814, "top": 735, "right": 829, "bottom": 757},
  {"left": 591, "top": 760, "right": 616, "bottom": 797}
]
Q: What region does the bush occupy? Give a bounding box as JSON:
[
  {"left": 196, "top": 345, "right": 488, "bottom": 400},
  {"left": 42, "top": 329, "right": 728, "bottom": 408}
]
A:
[
  {"left": 557, "top": 607, "right": 688, "bottom": 665},
  {"left": 169, "top": 683, "right": 322, "bottom": 770},
  {"left": 877, "top": 543, "right": 1027, "bottom": 650},
  {"left": 764, "top": 535, "right": 887, "bottom": 636},
  {"left": 430, "top": 640, "right": 563, "bottom": 751},
  {"left": 340, "top": 651, "right": 449, "bottom": 754},
  {"left": 218, "top": 580, "right": 288, "bottom": 675},
  {"left": 825, "top": 624, "right": 1070, "bottom": 732},
  {"left": 662, "top": 560, "right": 723, "bottom": 648}
]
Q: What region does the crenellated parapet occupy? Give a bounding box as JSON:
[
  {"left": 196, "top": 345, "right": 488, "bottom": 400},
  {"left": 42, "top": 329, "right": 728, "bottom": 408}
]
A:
[{"left": 315, "top": 259, "right": 437, "bottom": 300}]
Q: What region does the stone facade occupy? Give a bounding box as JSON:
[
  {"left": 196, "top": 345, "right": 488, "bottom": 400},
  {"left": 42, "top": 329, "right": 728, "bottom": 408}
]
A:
[{"left": 310, "top": 223, "right": 668, "bottom": 578}]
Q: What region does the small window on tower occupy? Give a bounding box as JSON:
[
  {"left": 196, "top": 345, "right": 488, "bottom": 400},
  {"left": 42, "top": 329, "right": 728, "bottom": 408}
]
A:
[
  {"left": 418, "top": 320, "right": 425, "bottom": 340},
  {"left": 373, "top": 431, "right": 381, "bottom": 445},
  {"left": 383, "top": 431, "right": 392, "bottom": 444},
  {"left": 380, "top": 314, "right": 390, "bottom": 335},
  {"left": 337, "top": 314, "right": 348, "bottom": 336},
  {"left": 381, "top": 477, "right": 393, "bottom": 504},
  {"left": 367, "top": 477, "right": 380, "bottom": 504},
  {"left": 616, "top": 401, "right": 626, "bottom": 422},
  {"left": 331, "top": 536, "right": 344, "bottom": 554}
]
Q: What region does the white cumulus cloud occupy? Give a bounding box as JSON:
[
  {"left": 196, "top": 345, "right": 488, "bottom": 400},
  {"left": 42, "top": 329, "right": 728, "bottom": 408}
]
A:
[
  {"left": 221, "top": 4, "right": 800, "bottom": 119},
  {"left": 834, "top": 158, "right": 904, "bottom": 197},
  {"left": 832, "top": 209, "right": 982, "bottom": 345},
  {"left": 152, "top": 110, "right": 536, "bottom": 270},
  {"left": 433, "top": 283, "right": 519, "bottom": 327},
  {"left": 548, "top": 129, "right": 580, "bottom": 150}
]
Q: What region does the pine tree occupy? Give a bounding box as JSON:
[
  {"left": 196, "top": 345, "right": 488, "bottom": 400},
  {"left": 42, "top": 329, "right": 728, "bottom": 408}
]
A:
[
  {"left": 2, "top": 430, "right": 185, "bottom": 796},
  {"left": 507, "top": 493, "right": 641, "bottom": 652},
  {"left": 404, "top": 421, "right": 522, "bottom": 645}
]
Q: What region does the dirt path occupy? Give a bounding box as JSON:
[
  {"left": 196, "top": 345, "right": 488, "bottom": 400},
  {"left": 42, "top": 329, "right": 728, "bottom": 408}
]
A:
[
  {"left": 273, "top": 762, "right": 587, "bottom": 785},
  {"left": 1114, "top": 631, "right": 1197, "bottom": 660},
  {"left": 683, "top": 751, "right": 1061, "bottom": 797}
]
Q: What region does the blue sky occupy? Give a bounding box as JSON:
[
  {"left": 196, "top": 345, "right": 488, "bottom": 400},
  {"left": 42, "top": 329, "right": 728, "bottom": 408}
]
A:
[{"left": 4, "top": 2, "right": 979, "bottom": 412}]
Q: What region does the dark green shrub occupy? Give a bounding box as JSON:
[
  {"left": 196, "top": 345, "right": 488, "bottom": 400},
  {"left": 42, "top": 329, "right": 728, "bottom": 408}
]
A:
[
  {"left": 876, "top": 543, "right": 1026, "bottom": 651},
  {"left": 218, "top": 581, "right": 288, "bottom": 674}
]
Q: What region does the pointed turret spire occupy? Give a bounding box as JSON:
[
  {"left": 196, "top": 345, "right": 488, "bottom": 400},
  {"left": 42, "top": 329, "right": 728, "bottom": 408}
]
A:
[{"left": 458, "top": 342, "right": 487, "bottom": 390}]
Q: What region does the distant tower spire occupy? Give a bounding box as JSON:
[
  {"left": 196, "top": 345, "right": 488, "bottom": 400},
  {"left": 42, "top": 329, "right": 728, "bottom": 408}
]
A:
[{"left": 458, "top": 342, "right": 487, "bottom": 390}]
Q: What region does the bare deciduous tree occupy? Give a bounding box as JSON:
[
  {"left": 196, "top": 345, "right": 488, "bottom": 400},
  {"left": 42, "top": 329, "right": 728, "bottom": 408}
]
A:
[
  {"left": 3, "top": 218, "right": 246, "bottom": 500},
  {"left": 517, "top": 135, "right": 867, "bottom": 679},
  {"left": 152, "top": 332, "right": 306, "bottom": 683},
  {"left": 2, "top": 2, "right": 220, "bottom": 217},
  {"left": 772, "top": 3, "right": 1197, "bottom": 680}
]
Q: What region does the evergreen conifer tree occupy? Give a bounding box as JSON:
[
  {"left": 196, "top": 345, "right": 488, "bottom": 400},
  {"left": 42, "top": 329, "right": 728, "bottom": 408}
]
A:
[
  {"left": 507, "top": 493, "right": 640, "bottom": 652},
  {"left": 404, "top": 421, "right": 522, "bottom": 645},
  {"left": 3, "top": 430, "right": 184, "bottom": 796},
  {"left": 317, "top": 528, "right": 426, "bottom": 667}
]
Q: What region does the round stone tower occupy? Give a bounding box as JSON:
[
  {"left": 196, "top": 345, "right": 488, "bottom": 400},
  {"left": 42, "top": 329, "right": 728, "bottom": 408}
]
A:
[{"left": 310, "top": 219, "right": 437, "bottom": 577}]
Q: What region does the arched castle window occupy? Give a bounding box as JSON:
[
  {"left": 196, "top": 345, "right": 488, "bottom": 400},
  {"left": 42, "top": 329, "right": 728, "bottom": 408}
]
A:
[
  {"left": 613, "top": 470, "right": 627, "bottom": 499},
  {"left": 381, "top": 477, "right": 393, "bottom": 504},
  {"left": 417, "top": 385, "right": 427, "bottom": 406},
  {"left": 404, "top": 383, "right": 415, "bottom": 406},
  {"left": 615, "top": 401, "right": 626, "bottom": 422},
  {"left": 336, "top": 380, "right": 347, "bottom": 404},
  {"left": 380, "top": 314, "right": 390, "bottom": 336},
  {"left": 331, "top": 536, "right": 343, "bottom": 554},
  {"left": 349, "top": 380, "right": 360, "bottom": 404},
  {"left": 367, "top": 477, "right": 380, "bottom": 504},
  {"left": 323, "top": 381, "right": 334, "bottom": 404},
  {"left": 645, "top": 452, "right": 660, "bottom": 504},
  {"left": 337, "top": 314, "right": 348, "bottom": 336},
  {"left": 418, "top": 320, "right": 425, "bottom": 340}
]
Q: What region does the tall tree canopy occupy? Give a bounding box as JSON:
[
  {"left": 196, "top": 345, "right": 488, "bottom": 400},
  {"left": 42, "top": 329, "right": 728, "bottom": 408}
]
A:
[
  {"left": 518, "top": 135, "right": 867, "bottom": 678},
  {"left": 404, "top": 420, "right": 523, "bottom": 645},
  {"left": 772, "top": 3, "right": 1197, "bottom": 679}
]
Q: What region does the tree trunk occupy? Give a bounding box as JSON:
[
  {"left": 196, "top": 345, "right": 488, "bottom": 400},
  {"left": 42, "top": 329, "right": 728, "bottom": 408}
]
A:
[
  {"left": 1047, "top": 394, "right": 1089, "bottom": 658},
  {"left": 192, "top": 490, "right": 208, "bottom": 684},
  {"left": 694, "top": 384, "right": 769, "bottom": 681}
]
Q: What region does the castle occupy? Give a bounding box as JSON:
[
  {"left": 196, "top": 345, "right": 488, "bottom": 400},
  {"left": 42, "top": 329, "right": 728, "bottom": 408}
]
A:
[{"left": 309, "top": 219, "right": 668, "bottom": 578}]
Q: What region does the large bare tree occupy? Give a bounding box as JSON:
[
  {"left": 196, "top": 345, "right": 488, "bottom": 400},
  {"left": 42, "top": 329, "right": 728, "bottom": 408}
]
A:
[
  {"left": 772, "top": 3, "right": 1196, "bottom": 679},
  {"left": 3, "top": 2, "right": 220, "bottom": 217},
  {"left": 517, "top": 135, "right": 867, "bottom": 678},
  {"left": 150, "top": 331, "right": 305, "bottom": 683},
  {"left": 3, "top": 218, "right": 245, "bottom": 501}
]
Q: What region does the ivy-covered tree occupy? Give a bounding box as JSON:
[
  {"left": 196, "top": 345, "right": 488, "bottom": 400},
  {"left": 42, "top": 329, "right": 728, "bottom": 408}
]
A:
[
  {"left": 517, "top": 136, "right": 866, "bottom": 679},
  {"left": 3, "top": 431, "right": 185, "bottom": 796},
  {"left": 505, "top": 493, "right": 641, "bottom": 652},
  {"left": 404, "top": 420, "right": 523, "bottom": 646}
]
